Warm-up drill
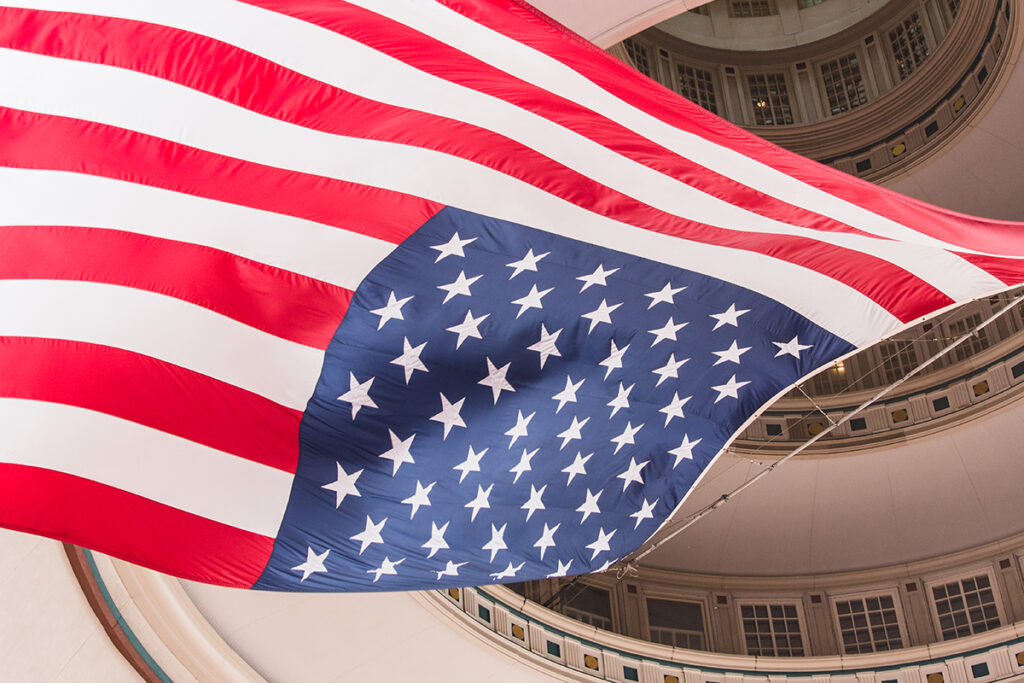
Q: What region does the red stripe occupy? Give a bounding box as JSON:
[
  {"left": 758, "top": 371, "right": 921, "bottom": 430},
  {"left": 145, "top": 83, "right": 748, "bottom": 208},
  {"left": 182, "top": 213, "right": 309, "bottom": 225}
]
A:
[
  {"left": 0, "top": 104, "right": 439, "bottom": 246},
  {"left": 439, "top": 0, "right": 1024, "bottom": 259},
  {"left": 0, "top": 463, "right": 274, "bottom": 587},
  {"left": 954, "top": 252, "right": 1024, "bottom": 286},
  {"left": 246, "top": 0, "right": 883, "bottom": 240},
  {"left": 0, "top": 12, "right": 952, "bottom": 321},
  {"left": 0, "top": 225, "right": 350, "bottom": 350},
  {"left": 0, "top": 337, "right": 302, "bottom": 473}
]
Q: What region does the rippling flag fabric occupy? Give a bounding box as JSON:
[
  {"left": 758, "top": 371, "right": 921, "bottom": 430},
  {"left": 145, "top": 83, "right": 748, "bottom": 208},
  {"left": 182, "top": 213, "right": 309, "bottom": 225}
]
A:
[{"left": 2, "top": 0, "right": 1024, "bottom": 591}]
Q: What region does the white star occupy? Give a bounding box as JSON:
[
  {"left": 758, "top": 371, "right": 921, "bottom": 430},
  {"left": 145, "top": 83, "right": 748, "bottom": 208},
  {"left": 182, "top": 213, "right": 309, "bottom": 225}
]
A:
[
  {"left": 607, "top": 382, "right": 634, "bottom": 418},
  {"left": 350, "top": 516, "right": 387, "bottom": 555},
  {"left": 527, "top": 324, "right": 562, "bottom": 368},
  {"left": 510, "top": 284, "right": 553, "bottom": 318},
  {"left": 599, "top": 339, "right": 629, "bottom": 379},
  {"left": 482, "top": 523, "right": 508, "bottom": 562},
  {"left": 453, "top": 445, "right": 487, "bottom": 484},
  {"left": 552, "top": 375, "right": 585, "bottom": 413},
  {"left": 577, "top": 263, "right": 619, "bottom": 292},
  {"left": 660, "top": 392, "right": 691, "bottom": 427},
  {"left": 446, "top": 309, "right": 489, "bottom": 349},
  {"left": 534, "top": 522, "right": 559, "bottom": 559},
  {"left": 505, "top": 410, "right": 535, "bottom": 448},
  {"left": 773, "top": 335, "right": 814, "bottom": 359},
  {"left": 562, "top": 452, "right": 592, "bottom": 486},
  {"left": 437, "top": 270, "right": 482, "bottom": 303},
  {"left": 431, "top": 393, "right": 466, "bottom": 439},
  {"left": 369, "top": 291, "right": 413, "bottom": 330},
  {"left": 378, "top": 429, "right": 416, "bottom": 475},
  {"left": 401, "top": 480, "right": 435, "bottom": 519},
  {"left": 644, "top": 282, "right": 685, "bottom": 309},
  {"left": 390, "top": 337, "right": 428, "bottom": 384},
  {"left": 576, "top": 488, "right": 602, "bottom": 523},
  {"left": 709, "top": 303, "right": 750, "bottom": 330},
  {"left": 581, "top": 298, "right": 621, "bottom": 333},
  {"left": 506, "top": 248, "right": 549, "bottom": 279},
  {"left": 713, "top": 339, "right": 752, "bottom": 366},
  {"left": 338, "top": 372, "right": 377, "bottom": 418},
  {"left": 509, "top": 448, "right": 538, "bottom": 484},
  {"left": 490, "top": 561, "right": 525, "bottom": 580},
  {"left": 631, "top": 498, "right": 659, "bottom": 529},
  {"left": 616, "top": 457, "right": 649, "bottom": 491},
  {"left": 669, "top": 434, "right": 702, "bottom": 468},
  {"left": 521, "top": 484, "right": 547, "bottom": 521},
  {"left": 610, "top": 421, "right": 644, "bottom": 454},
  {"left": 652, "top": 354, "right": 688, "bottom": 386},
  {"left": 435, "top": 560, "right": 467, "bottom": 581},
  {"left": 711, "top": 374, "right": 750, "bottom": 403},
  {"left": 367, "top": 556, "right": 404, "bottom": 583},
  {"left": 478, "top": 358, "right": 515, "bottom": 404},
  {"left": 586, "top": 528, "right": 616, "bottom": 560},
  {"left": 648, "top": 316, "right": 687, "bottom": 347},
  {"left": 547, "top": 559, "right": 573, "bottom": 578},
  {"left": 292, "top": 546, "right": 329, "bottom": 582},
  {"left": 430, "top": 232, "right": 476, "bottom": 262},
  {"left": 322, "top": 462, "right": 362, "bottom": 508},
  {"left": 556, "top": 416, "right": 589, "bottom": 450},
  {"left": 465, "top": 483, "right": 493, "bottom": 522},
  {"left": 422, "top": 521, "right": 450, "bottom": 558}
]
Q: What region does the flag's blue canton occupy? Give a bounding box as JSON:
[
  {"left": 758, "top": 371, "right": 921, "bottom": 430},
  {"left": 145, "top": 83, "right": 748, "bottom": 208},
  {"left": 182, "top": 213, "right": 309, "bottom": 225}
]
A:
[{"left": 254, "top": 208, "right": 854, "bottom": 591}]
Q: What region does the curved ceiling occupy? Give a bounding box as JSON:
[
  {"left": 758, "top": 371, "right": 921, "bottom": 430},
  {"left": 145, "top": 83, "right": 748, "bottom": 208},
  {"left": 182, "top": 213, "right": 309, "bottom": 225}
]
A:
[
  {"left": 528, "top": 0, "right": 713, "bottom": 47},
  {"left": 643, "top": 392, "right": 1024, "bottom": 576}
]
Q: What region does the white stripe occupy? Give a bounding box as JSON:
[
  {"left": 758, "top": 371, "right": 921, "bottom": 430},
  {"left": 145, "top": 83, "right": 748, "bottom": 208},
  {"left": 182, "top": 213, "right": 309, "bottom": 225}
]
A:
[
  {"left": 0, "top": 398, "right": 293, "bottom": 537},
  {"left": 0, "top": 1, "right": 1003, "bottom": 300},
  {"left": 352, "top": 0, "right": 1006, "bottom": 255},
  {"left": 0, "top": 280, "right": 324, "bottom": 411},
  {"left": 0, "top": 168, "right": 393, "bottom": 291},
  {"left": 0, "top": 48, "right": 897, "bottom": 345}
]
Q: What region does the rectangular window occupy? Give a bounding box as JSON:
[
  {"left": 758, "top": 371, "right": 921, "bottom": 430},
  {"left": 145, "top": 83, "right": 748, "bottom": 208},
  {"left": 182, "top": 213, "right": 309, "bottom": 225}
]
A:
[
  {"left": 623, "top": 38, "right": 653, "bottom": 78},
  {"left": 948, "top": 0, "right": 963, "bottom": 19},
  {"left": 948, "top": 313, "right": 990, "bottom": 362},
  {"left": 834, "top": 595, "right": 904, "bottom": 653},
  {"left": 564, "top": 584, "right": 613, "bottom": 631},
  {"left": 729, "top": 1, "right": 776, "bottom": 18},
  {"left": 820, "top": 53, "right": 868, "bottom": 115},
  {"left": 802, "top": 0, "right": 826, "bottom": 6},
  {"left": 740, "top": 603, "right": 805, "bottom": 656},
  {"left": 931, "top": 574, "right": 1001, "bottom": 640},
  {"left": 647, "top": 598, "right": 707, "bottom": 650},
  {"left": 889, "top": 13, "right": 930, "bottom": 81},
  {"left": 677, "top": 64, "right": 718, "bottom": 114},
  {"left": 748, "top": 73, "right": 794, "bottom": 125},
  {"left": 878, "top": 340, "right": 918, "bottom": 384}
]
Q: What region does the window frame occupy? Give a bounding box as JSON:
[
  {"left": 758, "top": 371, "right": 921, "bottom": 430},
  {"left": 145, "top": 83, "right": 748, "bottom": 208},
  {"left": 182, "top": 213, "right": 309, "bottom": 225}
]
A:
[
  {"left": 727, "top": 0, "right": 778, "bottom": 18},
  {"left": 828, "top": 588, "right": 909, "bottom": 654},
  {"left": 642, "top": 592, "right": 713, "bottom": 652},
  {"left": 559, "top": 580, "right": 617, "bottom": 633},
  {"left": 886, "top": 10, "right": 931, "bottom": 82},
  {"left": 924, "top": 567, "right": 1006, "bottom": 642},
  {"left": 671, "top": 58, "right": 720, "bottom": 115},
  {"left": 745, "top": 71, "right": 796, "bottom": 126},
  {"left": 735, "top": 599, "right": 808, "bottom": 656},
  {"left": 814, "top": 49, "right": 870, "bottom": 117}
]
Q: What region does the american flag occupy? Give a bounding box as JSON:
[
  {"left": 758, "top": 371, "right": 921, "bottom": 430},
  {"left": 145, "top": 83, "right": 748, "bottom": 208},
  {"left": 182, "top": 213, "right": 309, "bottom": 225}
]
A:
[{"left": 0, "top": 0, "right": 1022, "bottom": 591}]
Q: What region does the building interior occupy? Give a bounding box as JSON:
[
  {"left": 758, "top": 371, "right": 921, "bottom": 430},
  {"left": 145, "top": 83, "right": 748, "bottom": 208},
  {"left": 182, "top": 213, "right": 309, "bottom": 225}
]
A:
[{"left": 3, "top": 0, "right": 1024, "bottom": 681}]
